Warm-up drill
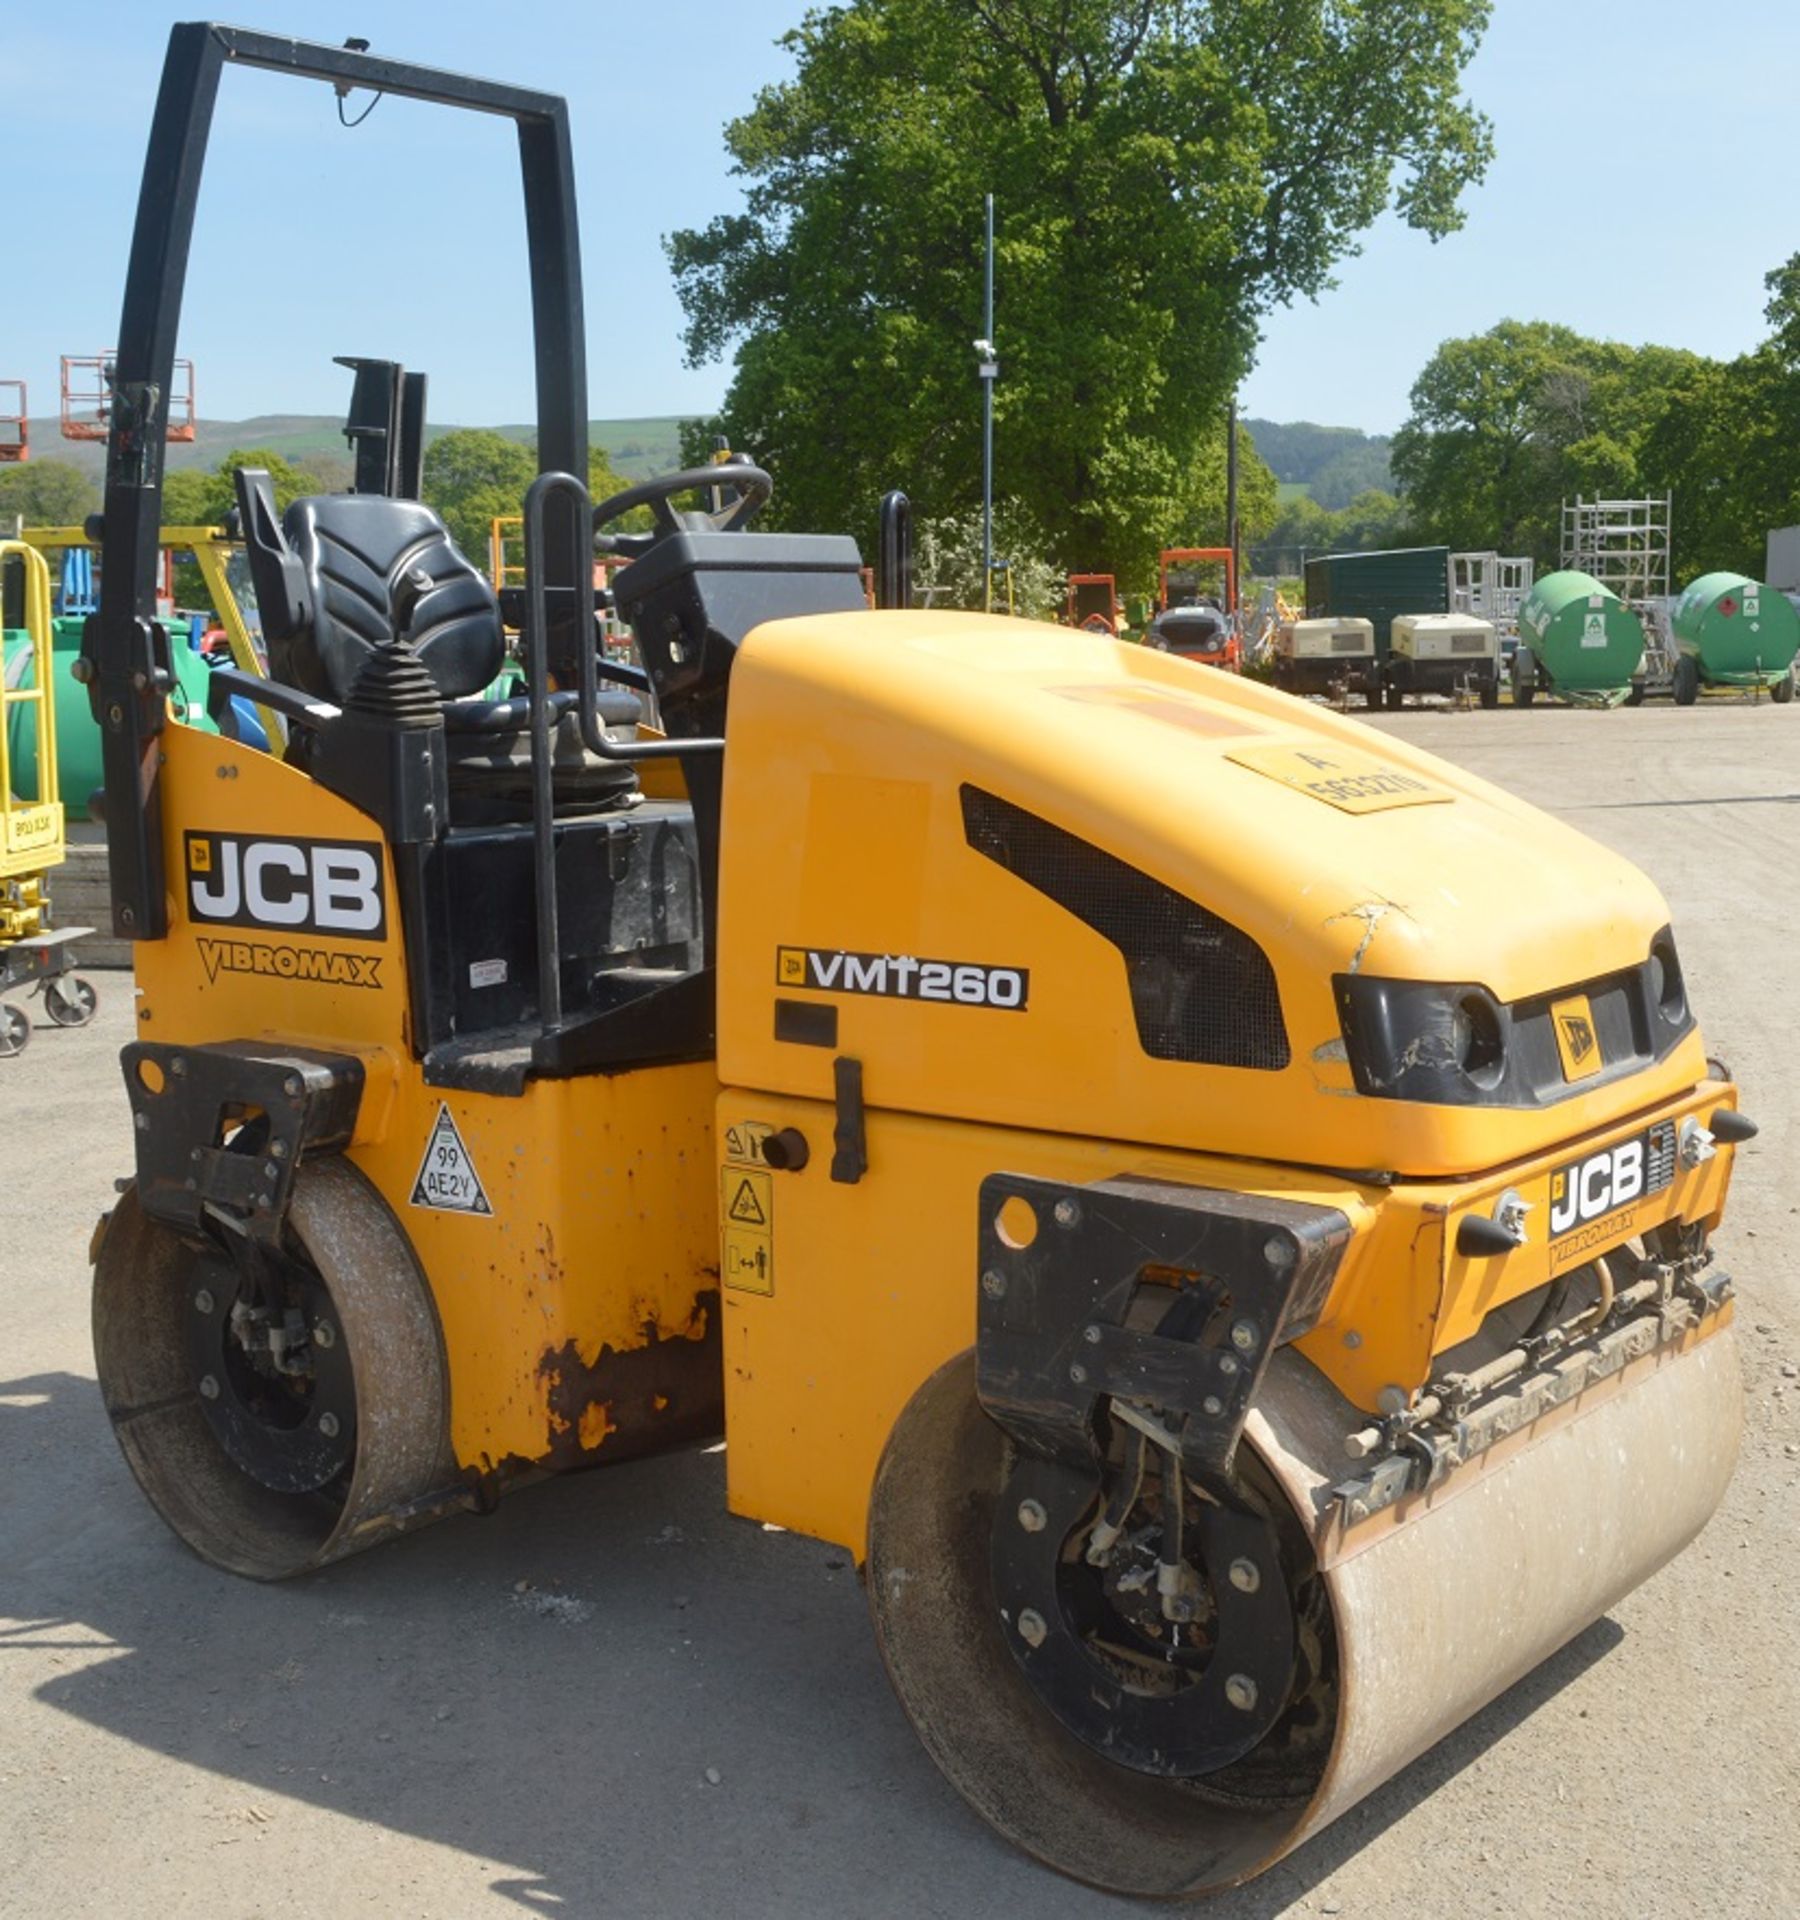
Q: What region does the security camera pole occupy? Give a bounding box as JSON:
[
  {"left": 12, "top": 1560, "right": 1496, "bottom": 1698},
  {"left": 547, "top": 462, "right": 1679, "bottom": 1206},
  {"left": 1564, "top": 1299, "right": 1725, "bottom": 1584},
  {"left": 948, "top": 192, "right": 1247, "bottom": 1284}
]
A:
[{"left": 976, "top": 192, "right": 997, "bottom": 613}]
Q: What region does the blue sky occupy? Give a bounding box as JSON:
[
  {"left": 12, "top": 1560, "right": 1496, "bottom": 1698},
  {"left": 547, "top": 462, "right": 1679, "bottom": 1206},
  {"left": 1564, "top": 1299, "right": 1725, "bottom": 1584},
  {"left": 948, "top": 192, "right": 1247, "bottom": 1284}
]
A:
[{"left": 7, "top": 1, "right": 1797, "bottom": 437}]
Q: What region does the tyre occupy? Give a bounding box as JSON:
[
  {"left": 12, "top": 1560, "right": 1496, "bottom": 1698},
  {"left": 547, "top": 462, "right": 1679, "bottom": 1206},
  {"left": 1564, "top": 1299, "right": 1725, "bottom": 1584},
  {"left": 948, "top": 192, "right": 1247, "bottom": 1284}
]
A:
[
  {"left": 45, "top": 974, "right": 99, "bottom": 1027},
  {"left": 1513, "top": 657, "right": 1536, "bottom": 709},
  {"left": 0, "top": 1002, "right": 29, "bottom": 1057},
  {"left": 1672, "top": 654, "right": 1700, "bottom": 706},
  {"left": 1384, "top": 684, "right": 1404, "bottom": 711},
  {"left": 1772, "top": 673, "right": 1794, "bottom": 705},
  {"left": 1479, "top": 677, "right": 1500, "bottom": 710}
]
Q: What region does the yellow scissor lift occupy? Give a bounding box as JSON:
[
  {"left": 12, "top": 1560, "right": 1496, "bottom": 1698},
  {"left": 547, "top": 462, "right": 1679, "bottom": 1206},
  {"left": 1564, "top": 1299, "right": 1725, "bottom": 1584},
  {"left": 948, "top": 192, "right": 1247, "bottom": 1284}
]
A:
[{"left": 0, "top": 541, "right": 97, "bottom": 1054}]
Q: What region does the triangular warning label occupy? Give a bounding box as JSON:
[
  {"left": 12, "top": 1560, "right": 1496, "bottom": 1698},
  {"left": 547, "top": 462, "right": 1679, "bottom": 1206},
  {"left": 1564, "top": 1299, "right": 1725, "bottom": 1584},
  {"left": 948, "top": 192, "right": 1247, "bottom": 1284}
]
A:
[
  {"left": 726, "top": 1176, "right": 767, "bottom": 1226},
  {"left": 410, "top": 1104, "right": 492, "bottom": 1215}
]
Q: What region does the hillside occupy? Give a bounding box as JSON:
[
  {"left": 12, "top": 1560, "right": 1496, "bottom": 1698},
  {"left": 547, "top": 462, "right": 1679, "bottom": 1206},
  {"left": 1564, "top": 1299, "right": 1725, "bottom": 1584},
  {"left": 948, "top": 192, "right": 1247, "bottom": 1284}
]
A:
[
  {"left": 1244, "top": 418, "right": 1393, "bottom": 509},
  {"left": 25, "top": 414, "right": 691, "bottom": 484},
  {"left": 30, "top": 412, "right": 1384, "bottom": 506}
]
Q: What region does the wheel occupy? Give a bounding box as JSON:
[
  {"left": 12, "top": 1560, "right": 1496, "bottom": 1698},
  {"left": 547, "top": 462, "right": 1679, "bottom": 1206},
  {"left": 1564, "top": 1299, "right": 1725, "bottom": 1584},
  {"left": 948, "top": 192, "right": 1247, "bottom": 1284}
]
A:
[
  {"left": 1672, "top": 654, "right": 1700, "bottom": 706},
  {"left": 1624, "top": 684, "right": 1646, "bottom": 707},
  {"left": 1363, "top": 683, "right": 1382, "bottom": 711},
  {"left": 1384, "top": 684, "right": 1404, "bottom": 711},
  {"left": 1479, "top": 676, "right": 1500, "bottom": 710},
  {"left": 1513, "top": 657, "right": 1536, "bottom": 708},
  {"left": 0, "top": 1002, "right": 30, "bottom": 1057},
  {"left": 44, "top": 974, "right": 98, "bottom": 1027},
  {"left": 1772, "top": 673, "right": 1794, "bottom": 705},
  {"left": 93, "top": 1157, "right": 454, "bottom": 1579},
  {"left": 867, "top": 1351, "right": 1339, "bottom": 1898}
]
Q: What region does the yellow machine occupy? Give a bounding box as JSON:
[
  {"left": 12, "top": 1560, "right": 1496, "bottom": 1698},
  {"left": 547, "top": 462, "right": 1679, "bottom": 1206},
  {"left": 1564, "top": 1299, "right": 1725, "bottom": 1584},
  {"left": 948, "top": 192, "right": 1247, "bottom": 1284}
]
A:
[
  {"left": 0, "top": 540, "right": 97, "bottom": 1053},
  {"left": 85, "top": 27, "right": 1749, "bottom": 1896}
]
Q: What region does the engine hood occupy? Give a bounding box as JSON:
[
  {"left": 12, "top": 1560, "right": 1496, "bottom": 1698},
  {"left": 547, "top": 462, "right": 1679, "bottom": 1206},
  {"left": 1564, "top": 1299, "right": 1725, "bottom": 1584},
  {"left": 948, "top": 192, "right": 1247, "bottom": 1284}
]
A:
[{"left": 716, "top": 612, "right": 1706, "bottom": 1178}]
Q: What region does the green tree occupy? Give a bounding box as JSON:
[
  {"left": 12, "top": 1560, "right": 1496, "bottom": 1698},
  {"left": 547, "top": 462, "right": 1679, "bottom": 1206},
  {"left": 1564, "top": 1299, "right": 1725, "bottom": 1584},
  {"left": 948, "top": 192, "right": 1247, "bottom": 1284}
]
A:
[
  {"left": 1390, "top": 322, "right": 1722, "bottom": 568},
  {"left": 913, "top": 502, "right": 1064, "bottom": 615},
  {"left": 669, "top": 0, "right": 1492, "bottom": 583},
  {"left": 423, "top": 428, "right": 639, "bottom": 572},
  {"left": 0, "top": 458, "right": 99, "bottom": 530}
]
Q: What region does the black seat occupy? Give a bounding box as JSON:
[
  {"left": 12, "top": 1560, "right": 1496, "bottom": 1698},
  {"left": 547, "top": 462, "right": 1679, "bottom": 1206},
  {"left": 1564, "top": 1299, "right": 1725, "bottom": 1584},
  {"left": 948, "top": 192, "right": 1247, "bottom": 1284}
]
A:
[
  {"left": 277, "top": 493, "right": 504, "bottom": 703},
  {"left": 232, "top": 471, "right": 641, "bottom": 817}
]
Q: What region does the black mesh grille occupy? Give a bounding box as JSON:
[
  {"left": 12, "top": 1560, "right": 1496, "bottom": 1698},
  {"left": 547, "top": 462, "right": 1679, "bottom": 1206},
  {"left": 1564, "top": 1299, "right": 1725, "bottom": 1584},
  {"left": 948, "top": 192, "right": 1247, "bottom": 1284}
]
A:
[{"left": 961, "top": 786, "right": 1289, "bottom": 1070}]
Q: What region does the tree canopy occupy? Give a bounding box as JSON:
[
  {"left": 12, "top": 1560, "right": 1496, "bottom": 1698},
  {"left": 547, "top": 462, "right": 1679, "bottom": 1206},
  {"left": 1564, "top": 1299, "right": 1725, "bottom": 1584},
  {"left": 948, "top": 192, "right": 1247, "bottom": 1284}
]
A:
[
  {"left": 0, "top": 458, "right": 99, "bottom": 530},
  {"left": 421, "top": 429, "right": 638, "bottom": 571},
  {"left": 1390, "top": 277, "right": 1800, "bottom": 582},
  {"left": 669, "top": 0, "right": 1492, "bottom": 590}
]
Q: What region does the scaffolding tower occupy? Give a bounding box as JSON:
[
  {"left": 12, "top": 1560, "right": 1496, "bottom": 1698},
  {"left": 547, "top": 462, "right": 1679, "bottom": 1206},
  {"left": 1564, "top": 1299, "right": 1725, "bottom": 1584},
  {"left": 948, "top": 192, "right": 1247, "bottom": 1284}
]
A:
[
  {"left": 1561, "top": 495, "right": 1673, "bottom": 681},
  {"left": 1448, "top": 551, "right": 1534, "bottom": 632}
]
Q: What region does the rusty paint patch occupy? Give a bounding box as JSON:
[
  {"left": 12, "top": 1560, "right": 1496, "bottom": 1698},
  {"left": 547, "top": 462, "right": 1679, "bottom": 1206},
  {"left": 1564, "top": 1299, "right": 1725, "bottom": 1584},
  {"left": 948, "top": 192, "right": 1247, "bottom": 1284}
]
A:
[{"left": 533, "top": 1288, "right": 723, "bottom": 1471}]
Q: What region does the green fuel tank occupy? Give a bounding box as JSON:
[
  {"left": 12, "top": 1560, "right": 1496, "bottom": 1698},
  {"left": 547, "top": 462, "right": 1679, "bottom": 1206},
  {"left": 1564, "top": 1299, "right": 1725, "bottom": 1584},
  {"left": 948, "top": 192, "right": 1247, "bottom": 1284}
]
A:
[
  {"left": 1516, "top": 571, "right": 1643, "bottom": 704},
  {"left": 1670, "top": 572, "right": 1798, "bottom": 691},
  {"left": 4, "top": 616, "right": 217, "bottom": 820}
]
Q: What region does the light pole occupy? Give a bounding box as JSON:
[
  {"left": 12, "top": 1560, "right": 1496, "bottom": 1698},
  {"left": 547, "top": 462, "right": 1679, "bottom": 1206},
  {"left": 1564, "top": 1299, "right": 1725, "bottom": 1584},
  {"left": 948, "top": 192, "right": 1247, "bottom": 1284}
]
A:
[{"left": 976, "top": 192, "right": 997, "bottom": 612}]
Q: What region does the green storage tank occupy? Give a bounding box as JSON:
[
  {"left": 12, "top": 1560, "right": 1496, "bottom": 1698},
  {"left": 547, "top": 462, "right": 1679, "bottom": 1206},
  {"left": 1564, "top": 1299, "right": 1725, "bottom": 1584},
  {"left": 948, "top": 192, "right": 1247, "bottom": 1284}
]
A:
[
  {"left": 4, "top": 616, "right": 217, "bottom": 820},
  {"left": 1515, "top": 571, "right": 1643, "bottom": 707},
  {"left": 1669, "top": 571, "right": 1797, "bottom": 701}
]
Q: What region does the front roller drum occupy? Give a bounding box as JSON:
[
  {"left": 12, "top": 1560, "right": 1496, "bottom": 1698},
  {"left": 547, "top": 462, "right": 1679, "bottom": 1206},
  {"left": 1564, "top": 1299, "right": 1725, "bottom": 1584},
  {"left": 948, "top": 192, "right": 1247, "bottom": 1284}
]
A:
[
  {"left": 867, "top": 1334, "right": 1741, "bottom": 1897},
  {"left": 94, "top": 1158, "right": 458, "bottom": 1580}
]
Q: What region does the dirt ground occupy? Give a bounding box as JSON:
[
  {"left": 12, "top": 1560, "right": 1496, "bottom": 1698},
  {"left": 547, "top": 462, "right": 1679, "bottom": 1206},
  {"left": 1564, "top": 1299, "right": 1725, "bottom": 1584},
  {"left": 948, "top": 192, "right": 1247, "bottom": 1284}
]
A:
[{"left": 2, "top": 702, "right": 1796, "bottom": 1918}]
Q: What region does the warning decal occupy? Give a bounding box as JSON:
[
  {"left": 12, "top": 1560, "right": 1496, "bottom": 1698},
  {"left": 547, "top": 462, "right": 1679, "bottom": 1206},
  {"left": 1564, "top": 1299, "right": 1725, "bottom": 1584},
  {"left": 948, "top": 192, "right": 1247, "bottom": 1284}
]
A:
[
  {"left": 727, "top": 1176, "right": 768, "bottom": 1225},
  {"left": 410, "top": 1104, "right": 493, "bottom": 1215},
  {"left": 720, "top": 1148, "right": 775, "bottom": 1297}
]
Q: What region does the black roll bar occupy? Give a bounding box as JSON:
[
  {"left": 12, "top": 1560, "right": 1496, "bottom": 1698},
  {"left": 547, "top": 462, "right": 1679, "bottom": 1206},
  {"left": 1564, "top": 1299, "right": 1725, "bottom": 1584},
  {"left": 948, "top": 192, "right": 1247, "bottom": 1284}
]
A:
[{"left": 85, "top": 23, "right": 590, "bottom": 939}]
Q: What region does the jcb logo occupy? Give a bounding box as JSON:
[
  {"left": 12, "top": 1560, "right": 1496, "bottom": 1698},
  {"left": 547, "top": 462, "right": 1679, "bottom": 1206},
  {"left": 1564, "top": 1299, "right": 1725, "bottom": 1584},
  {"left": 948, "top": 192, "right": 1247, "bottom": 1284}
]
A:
[
  {"left": 1549, "top": 1138, "right": 1644, "bottom": 1237},
  {"left": 1558, "top": 1011, "right": 1596, "bottom": 1064},
  {"left": 185, "top": 832, "right": 386, "bottom": 942},
  {"left": 1550, "top": 992, "right": 1603, "bottom": 1083}
]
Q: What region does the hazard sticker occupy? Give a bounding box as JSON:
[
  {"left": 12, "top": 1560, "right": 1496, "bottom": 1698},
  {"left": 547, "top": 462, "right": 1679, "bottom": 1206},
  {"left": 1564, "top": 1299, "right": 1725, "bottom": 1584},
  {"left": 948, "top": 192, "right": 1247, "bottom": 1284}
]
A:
[
  {"left": 410, "top": 1104, "right": 492, "bottom": 1215},
  {"left": 721, "top": 1146, "right": 774, "bottom": 1296}
]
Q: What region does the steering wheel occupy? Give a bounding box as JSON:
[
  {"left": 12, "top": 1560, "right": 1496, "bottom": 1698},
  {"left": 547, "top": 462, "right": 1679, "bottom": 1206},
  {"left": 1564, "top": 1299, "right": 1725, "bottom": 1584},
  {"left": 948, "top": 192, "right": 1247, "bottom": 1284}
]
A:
[{"left": 592, "top": 461, "right": 772, "bottom": 552}]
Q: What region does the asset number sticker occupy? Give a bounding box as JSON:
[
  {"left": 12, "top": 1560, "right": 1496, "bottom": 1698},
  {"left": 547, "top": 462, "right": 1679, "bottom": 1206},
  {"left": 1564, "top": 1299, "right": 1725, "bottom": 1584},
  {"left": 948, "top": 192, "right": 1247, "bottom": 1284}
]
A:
[
  {"left": 410, "top": 1104, "right": 492, "bottom": 1216},
  {"left": 1225, "top": 742, "right": 1453, "bottom": 815}
]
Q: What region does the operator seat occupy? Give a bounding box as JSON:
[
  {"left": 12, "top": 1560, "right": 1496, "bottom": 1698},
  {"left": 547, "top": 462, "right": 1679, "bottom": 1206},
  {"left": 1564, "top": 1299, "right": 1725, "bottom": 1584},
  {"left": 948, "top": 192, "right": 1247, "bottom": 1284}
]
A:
[{"left": 233, "top": 473, "right": 639, "bottom": 814}]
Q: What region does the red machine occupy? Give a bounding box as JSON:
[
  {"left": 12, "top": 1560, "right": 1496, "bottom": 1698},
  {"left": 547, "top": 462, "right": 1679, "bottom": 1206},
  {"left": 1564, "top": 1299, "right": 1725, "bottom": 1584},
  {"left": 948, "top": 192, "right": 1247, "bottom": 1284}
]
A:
[
  {"left": 0, "top": 381, "right": 26, "bottom": 462},
  {"left": 1065, "top": 572, "right": 1122, "bottom": 635},
  {"left": 1146, "top": 545, "right": 1240, "bottom": 671}
]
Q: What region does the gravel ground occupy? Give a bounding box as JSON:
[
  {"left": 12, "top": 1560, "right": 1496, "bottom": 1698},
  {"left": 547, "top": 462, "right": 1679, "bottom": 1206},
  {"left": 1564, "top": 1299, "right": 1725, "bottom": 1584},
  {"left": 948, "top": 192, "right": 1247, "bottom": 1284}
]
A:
[{"left": 2, "top": 701, "right": 1795, "bottom": 1918}]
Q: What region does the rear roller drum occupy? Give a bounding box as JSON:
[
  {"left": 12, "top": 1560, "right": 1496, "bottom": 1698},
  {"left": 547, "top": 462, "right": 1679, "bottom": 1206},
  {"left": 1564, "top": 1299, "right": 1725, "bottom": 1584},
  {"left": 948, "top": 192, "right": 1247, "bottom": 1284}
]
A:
[{"left": 93, "top": 1158, "right": 456, "bottom": 1579}]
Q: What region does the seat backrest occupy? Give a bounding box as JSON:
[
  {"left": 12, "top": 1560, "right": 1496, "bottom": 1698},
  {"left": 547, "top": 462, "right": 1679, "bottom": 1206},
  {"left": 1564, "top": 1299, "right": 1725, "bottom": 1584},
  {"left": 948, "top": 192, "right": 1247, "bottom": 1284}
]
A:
[{"left": 276, "top": 494, "right": 504, "bottom": 704}]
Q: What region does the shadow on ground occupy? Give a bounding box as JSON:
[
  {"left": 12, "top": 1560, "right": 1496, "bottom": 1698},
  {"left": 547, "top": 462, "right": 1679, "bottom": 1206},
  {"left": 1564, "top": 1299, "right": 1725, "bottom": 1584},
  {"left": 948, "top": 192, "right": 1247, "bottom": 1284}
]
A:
[{"left": 4, "top": 1369, "right": 1622, "bottom": 1917}]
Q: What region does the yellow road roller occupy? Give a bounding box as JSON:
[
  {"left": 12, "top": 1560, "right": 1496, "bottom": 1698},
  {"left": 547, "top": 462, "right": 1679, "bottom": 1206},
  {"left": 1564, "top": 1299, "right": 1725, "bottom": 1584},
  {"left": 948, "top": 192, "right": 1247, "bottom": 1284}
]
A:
[{"left": 85, "top": 27, "right": 1749, "bottom": 1897}]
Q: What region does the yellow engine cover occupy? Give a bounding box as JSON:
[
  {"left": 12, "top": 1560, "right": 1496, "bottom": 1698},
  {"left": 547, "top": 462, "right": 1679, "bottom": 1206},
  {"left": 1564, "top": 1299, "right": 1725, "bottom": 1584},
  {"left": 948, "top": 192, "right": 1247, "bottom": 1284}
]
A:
[{"left": 717, "top": 613, "right": 1703, "bottom": 1179}]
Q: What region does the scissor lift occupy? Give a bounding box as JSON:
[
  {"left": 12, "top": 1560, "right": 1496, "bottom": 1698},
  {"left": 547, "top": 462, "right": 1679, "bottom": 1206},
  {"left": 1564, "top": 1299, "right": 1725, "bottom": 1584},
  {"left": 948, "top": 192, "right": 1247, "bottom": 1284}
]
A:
[
  {"left": 0, "top": 381, "right": 26, "bottom": 463},
  {"left": 61, "top": 353, "right": 196, "bottom": 443},
  {"left": 0, "top": 541, "right": 96, "bottom": 1055}
]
